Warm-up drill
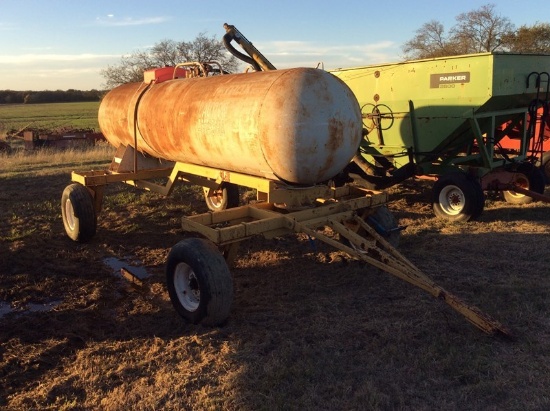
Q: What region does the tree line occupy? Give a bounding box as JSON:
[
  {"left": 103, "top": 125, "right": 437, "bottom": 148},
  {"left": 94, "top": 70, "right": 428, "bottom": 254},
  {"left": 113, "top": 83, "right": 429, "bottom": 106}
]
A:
[
  {"left": 0, "top": 89, "right": 103, "bottom": 105},
  {"left": 402, "top": 3, "right": 550, "bottom": 59}
]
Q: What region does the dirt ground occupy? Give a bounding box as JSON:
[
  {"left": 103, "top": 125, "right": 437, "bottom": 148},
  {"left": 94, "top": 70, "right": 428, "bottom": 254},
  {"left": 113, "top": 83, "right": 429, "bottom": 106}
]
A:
[{"left": 1, "top": 164, "right": 550, "bottom": 410}]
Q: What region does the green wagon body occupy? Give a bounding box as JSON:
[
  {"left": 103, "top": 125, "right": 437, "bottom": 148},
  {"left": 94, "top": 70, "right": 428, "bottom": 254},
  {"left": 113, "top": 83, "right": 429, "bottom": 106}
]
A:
[{"left": 331, "top": 52, "right": 550, "bottom": 176}]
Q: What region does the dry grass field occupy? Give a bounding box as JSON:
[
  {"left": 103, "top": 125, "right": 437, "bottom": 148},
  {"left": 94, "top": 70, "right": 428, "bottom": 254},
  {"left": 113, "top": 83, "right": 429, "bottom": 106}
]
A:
[{"left": 0, "top": 142, "right": 549, "bottom": 410}]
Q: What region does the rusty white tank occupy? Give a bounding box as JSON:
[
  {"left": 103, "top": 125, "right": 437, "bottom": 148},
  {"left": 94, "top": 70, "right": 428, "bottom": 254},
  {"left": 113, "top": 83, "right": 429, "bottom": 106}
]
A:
[{"left": 98, "top": 67, "right": 362, "bottom": 185}]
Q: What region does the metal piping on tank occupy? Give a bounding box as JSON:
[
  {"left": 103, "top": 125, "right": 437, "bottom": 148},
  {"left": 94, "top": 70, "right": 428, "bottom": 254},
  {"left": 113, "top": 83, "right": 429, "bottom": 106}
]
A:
[
  {"left": 222, "top": 30, "right": 261, "bottom": 71},
  {"left": 223, "top": 23, "right": 277, "bottom": 72}
]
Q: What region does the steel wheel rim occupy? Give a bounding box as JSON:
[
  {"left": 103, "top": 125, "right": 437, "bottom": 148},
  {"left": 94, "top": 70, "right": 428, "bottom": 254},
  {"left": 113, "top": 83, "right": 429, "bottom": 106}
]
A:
[
  {"left": 209, "top": 189, "right": 224, "bottom": 209},
  {"left": 64, "top": 199, "right": 76, "bottom": 230},
  {"left": 506, "top": 174, "right": 529, "bottom": 199},
  {"left": 439, "top": 185, "right": 465, "bottom": 215},
  {"left": 173, "top": 262, "right": 200, "bottom": 312}
]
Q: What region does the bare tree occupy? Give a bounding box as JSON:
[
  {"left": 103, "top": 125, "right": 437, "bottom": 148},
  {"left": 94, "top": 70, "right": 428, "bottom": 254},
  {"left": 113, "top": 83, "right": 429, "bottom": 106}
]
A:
[
  {"left": 150, "top": 40, "right": 180, "bottom": 66},
  {"left": 177, "top": 32, "right": 233, "bottom": 63},
  {"left": 402, "top": 20, "right": 463, "bottom": 59},
  {"left": 402, "top": 20, "right": 445, "bottom": 59},
  {"left": 101, "top": 32, "right": 239, "bottom": 89},
  {"left": 501, "top": 22, "right": 550, "bottom": 53},
  {"left": 449, "top": 4, "right": 514, "bottom": 53},
  {"left": 402, "top": 3, "right": 515, "bottom": 59}
]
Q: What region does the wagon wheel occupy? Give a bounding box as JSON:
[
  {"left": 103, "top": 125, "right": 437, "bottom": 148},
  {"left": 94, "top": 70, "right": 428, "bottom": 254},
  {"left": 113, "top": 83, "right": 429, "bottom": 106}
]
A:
[
  {"left": 203, "top": 182, "right": 240, "bottom": 212},
  {"left": 166, "top": 238, "right": 233, "bottom": 326},
  {"left": 61, "top": 183, "right": 97, "bottom": 242},
  {"left": 502, "top": 162, "right": 546, "bottom": 204},
  {"left": 432, "top": 172, "right": 484, "bottom": 222}
]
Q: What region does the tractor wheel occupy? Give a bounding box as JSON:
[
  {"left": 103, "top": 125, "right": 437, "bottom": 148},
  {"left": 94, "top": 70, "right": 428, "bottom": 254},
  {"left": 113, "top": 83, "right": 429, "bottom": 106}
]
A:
[
  {"left": 166, "top": 238, "right": 233, "bottom": 326},
  {"left": 61, "top": 183, "right": 97, "bottom": 242},
  {"left": 432, "top": 172, "right": 484, "bottom": 222},
  {"left": 503, "top": 162, "right": 546, "bottom": 204},
  {"left": 204, "top": 182, "right": 240, "bottom": 212}
]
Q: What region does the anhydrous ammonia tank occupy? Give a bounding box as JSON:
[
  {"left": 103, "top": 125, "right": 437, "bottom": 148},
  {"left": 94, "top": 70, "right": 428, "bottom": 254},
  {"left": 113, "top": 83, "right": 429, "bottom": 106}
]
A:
[{"left": 98, "top": 67, "right": 362, "bottom": 185}]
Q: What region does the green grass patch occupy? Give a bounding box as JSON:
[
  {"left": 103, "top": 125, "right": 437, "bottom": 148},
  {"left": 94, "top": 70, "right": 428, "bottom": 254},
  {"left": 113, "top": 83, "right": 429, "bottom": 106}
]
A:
[{"left": 0, "top": 101, "right": 100, "bottom": 135}]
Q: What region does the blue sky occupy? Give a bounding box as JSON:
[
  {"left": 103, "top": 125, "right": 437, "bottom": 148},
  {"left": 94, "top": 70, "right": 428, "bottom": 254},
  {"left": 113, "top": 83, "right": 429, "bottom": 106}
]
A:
[{"left": 0, "top": 0, "right": 543, "bottom": 90}]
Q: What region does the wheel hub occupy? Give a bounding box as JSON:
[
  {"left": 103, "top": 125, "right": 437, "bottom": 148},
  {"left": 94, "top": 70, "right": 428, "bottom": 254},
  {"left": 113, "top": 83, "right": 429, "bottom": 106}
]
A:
[
  {"left": 210, "top": 189, "right": 223, "bottom": 207},
  {"left": 510, "top": 174, "right": 529, "bottom": 196},
  {"left": 439, "top": 185, "right": 465, "bottom": 215},
  {"left": 173, "top": 262, "right": 200, "bottom": 312}
]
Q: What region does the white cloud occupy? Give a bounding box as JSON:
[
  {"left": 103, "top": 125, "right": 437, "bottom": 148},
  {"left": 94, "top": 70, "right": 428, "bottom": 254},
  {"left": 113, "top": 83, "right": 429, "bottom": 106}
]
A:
[
  {"left": 0, "top": 39, "right": 402, "bottom": 90},
  {"left": 254, "top": 40, "right": 401, "bottom": 69},
  {"left": 95, "top": 16, "right": 170, "bottom": 27},
  {"left": 20, "top": 46, "right": 54, "bottom": 52},
  {"left": 0, "top": 53, "right": 119, "bottom": 64},
  {"left": 0, "top": 67, "right": 106, "bottom": 90},
  {"left": 0, "top": 53, "right": 121, "bottom": 88}
]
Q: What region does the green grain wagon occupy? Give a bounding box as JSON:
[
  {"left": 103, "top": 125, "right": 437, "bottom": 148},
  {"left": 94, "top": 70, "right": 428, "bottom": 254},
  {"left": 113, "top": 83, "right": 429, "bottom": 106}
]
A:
[{"left": 331, "top": 52, "right": 550, "bottom": 221}]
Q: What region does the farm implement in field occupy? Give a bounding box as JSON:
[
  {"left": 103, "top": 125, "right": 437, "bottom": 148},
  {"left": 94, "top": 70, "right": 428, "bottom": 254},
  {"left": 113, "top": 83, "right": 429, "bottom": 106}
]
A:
[
  {"left": 331, "top": 53, "right": 550, "bottom": 221},
  {"left": 60, "top": 24, "right": 511, "bottom": 337},
  {"left": 64, "top": 150, "right": 510, "bottom": 337},
  {"left": 21, "top": 129, "right": 104, "bottom": 150}
]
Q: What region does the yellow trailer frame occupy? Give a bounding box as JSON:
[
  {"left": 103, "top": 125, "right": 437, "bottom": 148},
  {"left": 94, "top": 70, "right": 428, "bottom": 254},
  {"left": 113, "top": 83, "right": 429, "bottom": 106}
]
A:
[
  {"left": 177, "top": 191, "right": 511, "bottom": 337},
  {"left": 63, "top": 145, "right": 511, "bottom": 337}
]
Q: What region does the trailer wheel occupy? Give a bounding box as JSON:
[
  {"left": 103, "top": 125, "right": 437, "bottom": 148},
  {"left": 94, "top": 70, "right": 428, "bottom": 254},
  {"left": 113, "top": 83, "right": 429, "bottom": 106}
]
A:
[
  {"left": 166, "top": 238, "right": 233, "bottom": 326},
  {"left": 61, "top": 183, "right": 97, "bottom": 242},
  {"left": 432, "top": 173, "right": 484, "bottom": 222},
  {"left": 503, "top": 162, "right": 545, "bottom": 204},
  {"left": 204, "top": 182, "right": 240, "bottom": 212}
]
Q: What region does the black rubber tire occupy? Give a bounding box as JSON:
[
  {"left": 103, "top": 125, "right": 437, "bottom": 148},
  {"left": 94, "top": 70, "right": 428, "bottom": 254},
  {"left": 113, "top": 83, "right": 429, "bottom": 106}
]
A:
[
  {"left": 502, "top": 162, "right": 546, "bottom": 204},
  {"left": 204, "top": 182, "right": 240, "bottom": 212},
  {"left": 166, "top": 238, "right": 233, "bottom": 326},
  {"left": 540, "top": 151, "right": 550, "bottom": 184},
  {"left": 432, "top": 172, "right": 484, "bottom": 222},
  {"left": 471, "top": 176, "right": 486, "bottom": 220},
  {"left": 61, "top": 183, "right": 97, "bottom": 242}
]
